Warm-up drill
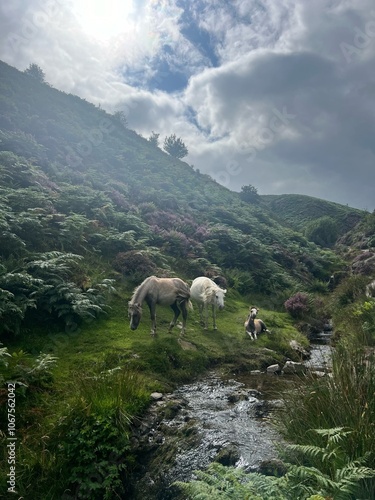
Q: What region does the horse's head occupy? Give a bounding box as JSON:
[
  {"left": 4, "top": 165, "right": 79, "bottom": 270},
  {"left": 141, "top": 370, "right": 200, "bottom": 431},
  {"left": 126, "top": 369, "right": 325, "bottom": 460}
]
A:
[
  {"left": 214, "top": 288, "right": 227, "bottom": 310},
  {"left": 249, "top": 306, "right": 258, "bottom": 319},
  {"left": 128, "top": 302, "right": 142, "bottom": 330}
]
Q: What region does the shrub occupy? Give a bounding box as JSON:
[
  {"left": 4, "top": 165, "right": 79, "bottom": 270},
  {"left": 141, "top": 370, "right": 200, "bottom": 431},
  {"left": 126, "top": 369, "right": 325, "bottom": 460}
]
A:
[
  {"left": 305, "top": 216, "right": 339, "bottom": 248},
  {"left": 174, "top": 445, "right": 375, "bottom": 500},
  {"left": 226, "top": 269, "right": 255, "bottom": 295},
  {"left": 330, "top": 275, "right": 368, "bottom": 309},
  {"left": 0, "top": 345, "right": 57, "bottom": 389},
  {"left": 284, "top": 292, "right": 310, "bottom": 318},
  {"left": 353, "top": 299, "right": 375, "bottom": 345},
  {"left": 239, "top": 184, "right": 260, "bottom": 204},
  {"left": 58, "top": 368, "right": 150, "bottom": 499},
  {"left": 113, "top": 250, "right": 156, "bottom": 281}
]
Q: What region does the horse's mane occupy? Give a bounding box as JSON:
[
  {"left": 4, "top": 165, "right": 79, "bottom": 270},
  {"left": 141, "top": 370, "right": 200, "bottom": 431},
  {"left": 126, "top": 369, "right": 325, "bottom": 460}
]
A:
[
  {"left": 129, "top": 276, "right": 190, "bottom": 305},
  {"left": 200, "top": 280, "right": 224, "bottom": 302},
  {"left": 129, "top": 276, "right": 156, "bottom": 305}
]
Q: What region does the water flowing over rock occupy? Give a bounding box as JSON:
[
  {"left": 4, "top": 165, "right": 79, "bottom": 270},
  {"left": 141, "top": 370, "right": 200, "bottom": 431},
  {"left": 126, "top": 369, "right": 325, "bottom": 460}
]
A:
[
  {"left": 130, "top": 343, "right": 333, "bottom": 499},
  {"left": 130, "top": 372, "right": 283, "bottom": 499}
]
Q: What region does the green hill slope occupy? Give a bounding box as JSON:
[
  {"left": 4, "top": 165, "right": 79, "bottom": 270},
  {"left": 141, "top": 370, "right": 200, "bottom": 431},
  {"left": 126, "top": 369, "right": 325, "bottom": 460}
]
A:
[
  {"left": 0, "top": 59, "right": 348, "bottom": 339},
  {"left": 261, "top": 194, "right": 363, "bottom": 235}
]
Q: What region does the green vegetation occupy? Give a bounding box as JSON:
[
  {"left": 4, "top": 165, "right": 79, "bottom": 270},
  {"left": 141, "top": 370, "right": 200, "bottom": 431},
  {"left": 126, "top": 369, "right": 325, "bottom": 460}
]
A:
[
  {"left": 163, "top": 133, "right": 189, "bottom": 159},
  {"left": 0, "top": 292, "right": 306, "bottom": 498},
  {"left": 147, "top": 131, "right": 160, "bottom": 147},
  {"left": 23, "top": 63, "right": 46, "bottom": 83},
  {"left": 240, "top": 184, "right": 260, "bottom": 204},
  {"left": 0, "top": 59, "right": 374, "bottom": 498},
  {"left": 262, "top": 194, "right": 363, "bottom": 239},
  {"left": 175, "top": 429, "right": 375, "bottom": 499},
  {"left": 304, "top": 216, "right": 339, "bottom": 247},
  {"left": 277, "top": 345, "right": 375, "bottom": 462}
]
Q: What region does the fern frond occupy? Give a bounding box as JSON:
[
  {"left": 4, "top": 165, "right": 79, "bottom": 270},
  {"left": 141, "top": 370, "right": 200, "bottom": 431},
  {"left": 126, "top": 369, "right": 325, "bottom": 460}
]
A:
[{"left": 286, "top": 464, "right": 338, "bottom": 491}]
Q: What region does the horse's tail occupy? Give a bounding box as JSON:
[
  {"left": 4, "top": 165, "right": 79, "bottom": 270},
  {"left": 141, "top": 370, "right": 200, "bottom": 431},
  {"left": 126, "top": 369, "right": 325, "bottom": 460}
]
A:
[{"left": 177, "top": 296, "right": 193, "bottom": 310}]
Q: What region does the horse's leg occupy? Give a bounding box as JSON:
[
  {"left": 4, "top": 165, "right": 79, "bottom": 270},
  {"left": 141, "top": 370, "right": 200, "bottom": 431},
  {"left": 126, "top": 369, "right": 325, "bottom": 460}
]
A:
[
  {"left": 168, "top": 302, "right": 180, "bottom": 332},
  {"left": 212, "top": 304, "right": 217, "bottom": 330},
  {"left": 204, "top": 302, "right": 208, "bottom": 329},
  {"left": 149, "top": 302, "right": 157, "bottom": 336},
  {"left": 198, "top": 303, "right": 205, "bottom": 327},
  {"left": 180, "top": 301, "right": 188, "bottom": 335}
]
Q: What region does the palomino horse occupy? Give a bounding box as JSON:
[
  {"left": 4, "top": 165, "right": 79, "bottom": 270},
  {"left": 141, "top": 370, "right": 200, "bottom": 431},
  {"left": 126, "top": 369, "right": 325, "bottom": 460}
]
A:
[
  {"left": 244, "top": 306, "right": 270, "bottom": 340},
  {"left": 190, "top": 276, "right": 226, "bottom": 330},
  {"left": 128, "top": 276, "right": 192, "bottom": 336}
]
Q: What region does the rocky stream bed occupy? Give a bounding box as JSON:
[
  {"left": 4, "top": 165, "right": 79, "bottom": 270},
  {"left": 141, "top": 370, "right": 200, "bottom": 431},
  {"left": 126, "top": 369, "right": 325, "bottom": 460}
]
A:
[{"left": 129, "top": 342, "right": 332, "bottom": 500}]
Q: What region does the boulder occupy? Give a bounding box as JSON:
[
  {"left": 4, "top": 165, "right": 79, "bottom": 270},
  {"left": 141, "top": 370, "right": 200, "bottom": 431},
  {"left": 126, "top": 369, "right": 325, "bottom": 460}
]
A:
[
  {"left": 214, "top": 444, "right": 241, "bottom": 466},
  {"left": 266, "top": 363, "right": 281, "bottom": 375},
  {"left": 150, "top": 392, "right": 163, "bottom": 401},
  {"left": 352, "top": 251, "right": 375, "bottom": 275},
  {"left": 227, "top": 390, "right": 249, "bottom": 403},
  {"left": 258, "top": 458, "right": 288, "bottom": 477},
  {"left": 289, "top": 340, "right": 309, "bottom": 359},
  {"left": 282, "top": 361, "right": 306, "bottom": 374}
]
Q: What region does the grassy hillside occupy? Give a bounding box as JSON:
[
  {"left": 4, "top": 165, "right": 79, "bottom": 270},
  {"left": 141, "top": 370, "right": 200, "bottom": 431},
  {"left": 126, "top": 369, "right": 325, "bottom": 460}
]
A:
[
  {"left": 261, "top": 193, "right": 363, "bottom": 236},
  {"left": 0, "top": 59, "right": 346, "bottom": 310}
]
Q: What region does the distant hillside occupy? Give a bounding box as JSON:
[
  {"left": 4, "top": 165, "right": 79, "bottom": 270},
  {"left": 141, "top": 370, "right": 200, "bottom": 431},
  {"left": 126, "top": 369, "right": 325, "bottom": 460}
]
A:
[
  {"left": 261, "top": 194, "right": 364, "bottom": 236},
  {"left": 0, "top": 59, "right": 346, "bottom": 338}
]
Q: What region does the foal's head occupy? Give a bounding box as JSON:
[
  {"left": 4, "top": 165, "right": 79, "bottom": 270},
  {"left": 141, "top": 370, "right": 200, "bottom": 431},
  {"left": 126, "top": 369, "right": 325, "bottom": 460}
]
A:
[
  {"left": 249, "top": 306, "right": 258, "bottom": 319},
  {"left": 128, "top": 302, "right": 142, "bottom": 330}
]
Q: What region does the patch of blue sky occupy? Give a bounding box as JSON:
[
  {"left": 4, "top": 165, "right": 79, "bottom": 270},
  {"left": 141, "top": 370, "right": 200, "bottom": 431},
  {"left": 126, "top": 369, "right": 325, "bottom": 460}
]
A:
[{"left": 177, "top": 0, "right": 220, "bottom": 67}]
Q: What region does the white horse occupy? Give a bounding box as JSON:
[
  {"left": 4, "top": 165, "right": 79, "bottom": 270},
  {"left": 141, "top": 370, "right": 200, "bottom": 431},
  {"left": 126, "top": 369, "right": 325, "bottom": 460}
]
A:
[
  {"left": 190, "top": 276, "right": 226, "bottom": 330},
  {"left": 244, "top": 306, "right": 270, "bottom": 340}
]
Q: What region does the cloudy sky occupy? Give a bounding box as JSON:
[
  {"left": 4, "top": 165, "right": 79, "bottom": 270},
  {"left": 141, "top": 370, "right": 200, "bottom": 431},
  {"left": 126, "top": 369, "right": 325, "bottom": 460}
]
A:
[{"left": 1, "top": 0, "right": 375, "bottom": 210}]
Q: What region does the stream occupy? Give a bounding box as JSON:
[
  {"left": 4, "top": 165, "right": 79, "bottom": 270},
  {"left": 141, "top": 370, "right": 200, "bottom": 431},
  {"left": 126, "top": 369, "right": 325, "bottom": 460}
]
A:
[{"left": 131, "top": 341, "right": 333, "bottom": 499}]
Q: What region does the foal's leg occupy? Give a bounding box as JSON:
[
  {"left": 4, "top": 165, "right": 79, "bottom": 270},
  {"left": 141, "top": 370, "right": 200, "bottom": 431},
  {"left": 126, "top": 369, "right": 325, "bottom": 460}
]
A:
[{"left": 168, "top": 302, "right": 180, "bottom": 332}]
